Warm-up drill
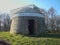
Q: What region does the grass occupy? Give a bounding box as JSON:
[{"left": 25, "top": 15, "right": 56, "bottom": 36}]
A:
[{"left": 0, "top": 32, "right": 60, "bottom": 45}]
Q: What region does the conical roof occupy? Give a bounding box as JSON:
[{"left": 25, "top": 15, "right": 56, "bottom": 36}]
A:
[{"left": 11, "top": 4, "right": 40, "bottom": 14}]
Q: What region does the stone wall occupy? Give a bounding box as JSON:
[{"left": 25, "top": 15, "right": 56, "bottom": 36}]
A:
[{"left": 10, "top": 16, "right": 46, "bottom": 35}]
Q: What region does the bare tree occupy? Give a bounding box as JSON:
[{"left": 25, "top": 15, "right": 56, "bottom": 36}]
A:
[
  {"left": 39, "top": 8, "right": 49, "bottom": 31},
  {"left": 55, "top": 16, "right": 60, "bottom": 32},
  {"left": 48, "top": 7, "right": 57, "bottom": 32},
  {"left": 0, "top": 13, "right": 11, "bottom": 31},
  {"left": 4, "top": 14, "right": 11, "bottom": 31}
]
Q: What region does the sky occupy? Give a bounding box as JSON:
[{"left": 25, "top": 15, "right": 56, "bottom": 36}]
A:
[{"left": 0, "top": 0, "right": 60, "bottom": 15}]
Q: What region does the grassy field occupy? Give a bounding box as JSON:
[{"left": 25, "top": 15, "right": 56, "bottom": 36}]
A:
[{"left": 0, "top": 32, "right": 60, "bottom": 45}]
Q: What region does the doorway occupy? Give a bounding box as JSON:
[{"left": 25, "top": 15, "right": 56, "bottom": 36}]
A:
[{"left": 28, "top": 19, "right": 35, "bottom": 35}]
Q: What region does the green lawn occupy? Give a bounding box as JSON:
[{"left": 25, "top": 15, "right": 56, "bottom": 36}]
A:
[{"left": 0, "top": 32, "right": 60, "bottom": 45}]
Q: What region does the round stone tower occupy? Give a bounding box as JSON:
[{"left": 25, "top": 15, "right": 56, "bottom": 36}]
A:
[{"left": 10, "top": 4, "right": 46, "bottom": 36}]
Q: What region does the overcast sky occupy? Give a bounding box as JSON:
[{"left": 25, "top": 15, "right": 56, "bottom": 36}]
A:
[{"left": 0, "top": 0, "right": 60, "bottom": 15}]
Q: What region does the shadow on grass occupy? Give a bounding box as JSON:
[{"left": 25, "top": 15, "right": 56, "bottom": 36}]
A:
[
  {"left": 14, "top": 32, "right": 60, "bottom": 38},
  {"left": 32, "top": 33, "right": 60, "bottom": 38},
  {"left": 23, "top": 33, "right": 60, "bottom": 38}
]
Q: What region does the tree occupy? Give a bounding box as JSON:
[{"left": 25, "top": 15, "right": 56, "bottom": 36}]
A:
[
  {"left": 55, "top": 16, "right": 60, "bottom": 32},
  {"left": 48, "top": 7, "right": 57, "bottom": 32},
  {"left": 39, "top": 8, "right": 48, "bottom": 31},
  {"left": 4, "top": 14, "right": 11, "bottom": 31},
  {"left": 0, "top": 13, "right": 11, "bottom": 31}
]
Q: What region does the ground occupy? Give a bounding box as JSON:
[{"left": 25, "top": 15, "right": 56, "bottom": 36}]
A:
[{"left": 0, "top": 32, "right": 60, "bottom": 45}]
